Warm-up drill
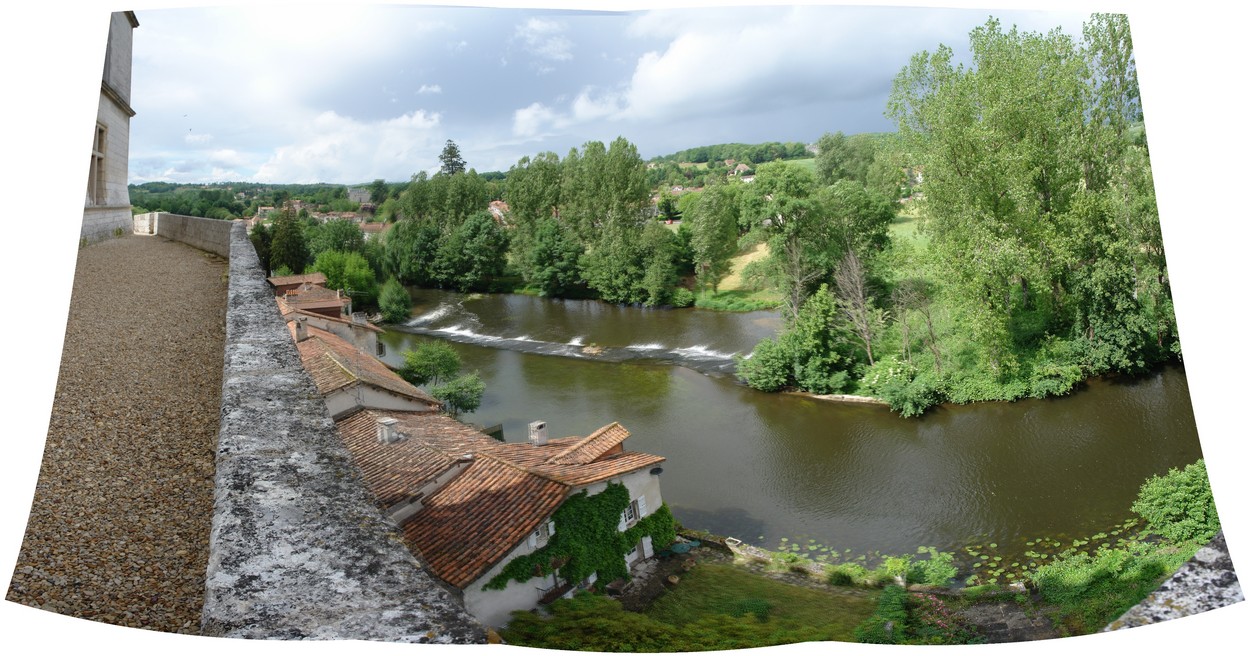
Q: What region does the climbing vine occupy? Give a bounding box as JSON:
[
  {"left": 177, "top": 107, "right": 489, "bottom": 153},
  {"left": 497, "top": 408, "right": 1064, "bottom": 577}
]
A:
[{"left": 486, "top": 482, "right": 676, "bottom": 590}]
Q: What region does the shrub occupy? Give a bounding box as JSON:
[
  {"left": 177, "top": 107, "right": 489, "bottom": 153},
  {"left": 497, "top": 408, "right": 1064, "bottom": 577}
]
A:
[
  {"left": 669, "top": 287, "right": 696, "bottom": 308},
  {"left": 907, "top": 547, "right": 957, "bottom": 586},
  {"left": 854, "top": 585, "right": 909, "bottom": 644},
  {"left": 1131, "top": 459, "right": 1219, "bottom": 544},
  {"left": 378, "top": 277, "right": 413, "bottom": 324}
]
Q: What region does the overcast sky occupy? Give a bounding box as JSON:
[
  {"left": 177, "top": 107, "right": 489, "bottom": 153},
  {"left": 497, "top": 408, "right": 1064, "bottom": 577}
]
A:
[{"left": 126, "top": 3, "right": 1090, "bottom": 184}]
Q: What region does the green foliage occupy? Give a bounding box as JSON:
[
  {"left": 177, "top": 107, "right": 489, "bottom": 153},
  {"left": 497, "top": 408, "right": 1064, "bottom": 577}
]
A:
[
  {"left": 861, "top": 357, "right": 945, "bottom": 417},
  {"left": 432, "top": 373, "right": 486, "bottom": 418},
  {"left": 736, "top": 284, "right": 854, "bottom": 394},
  {"left": 669, "top": 287, "right": 695, "bottom": 308},
  {"left": 309, "top": 250, "right": 378, "bottom": 306},
  {"left": 268, "top": 208, "right": 309, "bottom": 274},
  {"left": 1131, "top": 459, "right": 1219, "bottom": 544},
  {"left": 249, "top": 223, "right": 273, "bottom": 273},
  {"left": 438, "top": 139, "right": 467, "bottom": 176},
  {"left": 517, "top": 217, "right": 583, "bottom": 296},
  {"left": 854, "top": 585, "right": 909, "bottom": 644},
  {"left": 399, "top": 342, "right": 461, "bottom": 387},
  {"left": 307, "top": 218, "right": 364, "bottom": 258},
  {"left": 382, "top": 219, "right": 441, "bottom": 285},
  {"left": 378, "top": 277, "right": 412, "bottom": 324},
  {"left": 906, "top": 547, "right": 957, "bottom": 586},
  {"left": 487, "top": 484, "right": 675, "bottom": 591},
  {"left": 432, "top": 211, "right": 509, "bottom": 292}
]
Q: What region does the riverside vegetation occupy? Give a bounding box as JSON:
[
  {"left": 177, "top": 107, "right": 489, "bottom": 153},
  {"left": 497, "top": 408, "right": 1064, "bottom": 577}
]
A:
[{"left": 500, "top": 458, "right": 1218, "bottom": 648}]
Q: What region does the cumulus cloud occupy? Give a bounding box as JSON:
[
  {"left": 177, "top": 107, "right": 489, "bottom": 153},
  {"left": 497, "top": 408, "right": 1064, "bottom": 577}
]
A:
[
  {"left": 254, "top": 110, "right": 441, "bottom": 183},
  {"left": 514, "top": 18, "right": 574, "bottom": 62},
  {"left": 513, "top": 102, "right": 561, "bottom": 138},
  {"left": 184, "top": 132, "right": 212, "bottom": 144},
  {"left": 417, "top": 84, "right": 442, "bottom": 94}
]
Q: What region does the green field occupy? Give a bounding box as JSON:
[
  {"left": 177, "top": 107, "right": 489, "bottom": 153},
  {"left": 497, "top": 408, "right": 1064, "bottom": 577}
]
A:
[
  {"left": 645, "top": 562, "right": 879, "bottom": 643},
  {"left": 889, "top": 203, "right": 929, "bottom": 249}
]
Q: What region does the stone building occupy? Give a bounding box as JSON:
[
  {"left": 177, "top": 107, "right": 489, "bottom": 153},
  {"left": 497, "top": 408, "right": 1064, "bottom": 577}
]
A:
[{"left": 82, "top": 11, "right": 139, "bottom": 242}]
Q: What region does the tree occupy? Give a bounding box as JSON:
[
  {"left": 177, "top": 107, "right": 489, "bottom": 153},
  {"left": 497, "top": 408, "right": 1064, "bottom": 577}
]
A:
[
  {"left": 687, "top": 183, "right": 740, "bottom": 293},
  {"left": 519, "top": 217, "right": 583, "bottom": 296},
  {"left": 369, "top": 178, "right": 389, "bottom": 205},
  {"left": 432, "top": 373, "right": 486, "bottom": 418},
  {"left": 400, "top": 342, "right": 461, "bottom": 387},
  {"left": 269, "top": 207, "right": 309, "bottom": 274},
  {"left": 833, "top": 250, "right": 887, "bottom": 366},
  {"left": 249, "top": 222, "right": 273, "bottom": 274},
  {"left": 742, "top": 162, "right": 834, "bottom": 318},
  {"left": 309, "top": 250, "right": 378, "bottom": 306},
  {"left": 431, "top": 211, "right": 510, "bottom": 292},
  {"left": 378, "top": 277, "right": 413, "bottom": 324},
  {"left": 382, "top": 219, "right": 441, "bottom": 286},
  {"left": 439, "top": 139, "right": 467, "bottom": 176},
  {"left": 308, "top": 218, "right": 365, "bottom": 258}
]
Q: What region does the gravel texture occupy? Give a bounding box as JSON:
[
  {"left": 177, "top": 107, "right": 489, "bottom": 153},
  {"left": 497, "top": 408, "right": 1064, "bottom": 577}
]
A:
[{"left": 6, "top": 234, "right": 227, "bottom": 633}]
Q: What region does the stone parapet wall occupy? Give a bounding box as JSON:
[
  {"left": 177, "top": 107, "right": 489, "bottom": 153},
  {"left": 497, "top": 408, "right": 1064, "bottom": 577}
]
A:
[
  {"left": 1103, "top": 531, "right": 1243, "bottom": 631},
  {"left": 198, "top": 221, "right": 486, "bottom": 642},
  {"left": 147, "top": 213, "right": 234, "bottom": 258},
  {"left": 81, "top": 206, "right": 132, "bottom": 242}
]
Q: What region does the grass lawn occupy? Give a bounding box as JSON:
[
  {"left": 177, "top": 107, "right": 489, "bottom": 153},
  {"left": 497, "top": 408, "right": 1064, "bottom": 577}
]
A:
[
  {"left": 890, "top": 204, "right": 929, "bottom": 250},
  {"left": 782, "top": 157, "right": 818, "bottom": 175},
  {"left": 696, "top": 241, "right": 781, "bottom": 311},
  {"left": 645, "top": 562, "right": 880, "bottom": 643}
]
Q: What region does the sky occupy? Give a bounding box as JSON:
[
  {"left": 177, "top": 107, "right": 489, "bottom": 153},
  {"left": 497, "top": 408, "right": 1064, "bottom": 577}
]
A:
[
  {"left": 123, "top": 2, "right": 1093, "bottom": 184},
  {"left": 3, "top": 1, "right": 1250, "bottom": 656}
]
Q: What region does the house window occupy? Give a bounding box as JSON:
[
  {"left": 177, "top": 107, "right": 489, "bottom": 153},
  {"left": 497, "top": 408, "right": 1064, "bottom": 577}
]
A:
[
  {"left": 528, "top": 520, "right": 556, "bottom": 549},
  {"left": 375, "top": 341, "right": 386, "bottom": 357},
  {"left": 622, "top": 499, "right": 640, "bottom": 527},
  {"left": 88, "top": 123, "right": 107, "bottom": 205}
]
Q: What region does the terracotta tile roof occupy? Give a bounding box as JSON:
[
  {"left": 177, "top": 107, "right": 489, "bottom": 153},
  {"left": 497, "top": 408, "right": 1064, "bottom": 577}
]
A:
[
  {"left": 276, "top": 296, "right": 382, "bottom": 333},
  {"left": 547, "top": 422, "right": 632, "bottom": 465},
  {"left": 490, "top": 440, "right": 666, "bottom": 487},
  {"left": 293, "top": 324, "right": 438, "bottom": 405},
  {"left": 336, "top": 409, "right": 458, "bottom": 507},
  {"left": 402, "top": 456, "right": 568, "bottom": 589},
  {"left": 267, "top": 272, "right": 327, "bottom": 287},
  {"left": 330, "top": 409, "right": 664, "bottom": 590}
]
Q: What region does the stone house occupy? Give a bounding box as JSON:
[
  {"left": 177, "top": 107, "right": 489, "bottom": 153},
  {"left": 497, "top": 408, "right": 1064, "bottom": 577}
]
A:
[
  {"left": 267, "top": 272, "right": 328, "bottom": 296},
  {"left": 281, "top": 310, "right": 671, "bottom": 629},
  {"left": 291, "top": 321, "right": 440, "bottom": 418},
  {"left": 82, "top": 11, "right": 139, "bottom": 241},
  {"left": 334, "top": 410, "right": 668, "bottom": 628}
]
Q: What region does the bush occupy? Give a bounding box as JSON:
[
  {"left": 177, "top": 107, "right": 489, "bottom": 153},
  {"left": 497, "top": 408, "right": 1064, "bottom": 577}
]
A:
[
  {"left": 669, "top": 287, "right": 696, "bottom": 308},
  {"left": 1131, "top": 459, "right": 1219, "bottom": 544},
  {"left": 907, "top": 547, "right": 957, "bottom": 586}
]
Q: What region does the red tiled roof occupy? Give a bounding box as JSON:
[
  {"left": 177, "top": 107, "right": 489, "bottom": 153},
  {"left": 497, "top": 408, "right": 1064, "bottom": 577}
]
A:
[
  {"left": 404, "top": 456, "right": 567, "bottom": 588},
  {"left": 276, "top": 296, "right": 383, "bottom": 333},
  {"left": 336, "top": 409, "right": 457, "bottom": 507},
  {"left": 267, "top": 272, "right": 327, "bottom": 287},
  {"left": 294, "top": 324, "right": 438, "bottom": 406},
  {"left": 329, "top": 410, "right": 664, "bottom": 590},
  {"left": 547, "top": 422, "right": 632, "bottom": 465}
]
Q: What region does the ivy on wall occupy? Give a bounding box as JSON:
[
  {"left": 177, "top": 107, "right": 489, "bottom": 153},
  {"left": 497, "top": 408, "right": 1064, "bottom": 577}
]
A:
[{"left": 486, "top": 482, "right": 677, "bottom": 591}]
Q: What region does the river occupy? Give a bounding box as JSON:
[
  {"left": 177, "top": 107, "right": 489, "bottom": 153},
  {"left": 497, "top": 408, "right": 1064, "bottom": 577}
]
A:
[{"left": 378, "top": 289, "right": 1205, "bottom": 570}]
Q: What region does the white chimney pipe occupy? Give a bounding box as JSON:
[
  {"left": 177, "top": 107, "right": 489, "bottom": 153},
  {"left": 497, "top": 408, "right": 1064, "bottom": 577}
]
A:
[
  {"left": 294, "top": 316, "right": 308, "bottom": 342},
  {"left": 529, "top": 421, "right": 548, "bottom": 446}
]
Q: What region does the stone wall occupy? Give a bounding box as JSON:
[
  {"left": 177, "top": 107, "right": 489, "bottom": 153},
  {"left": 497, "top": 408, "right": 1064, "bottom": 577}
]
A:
[
  {"left": 199, "top": 221, "right": 486, "bottom": 642},
  {"left": 1103, "top": 531, "right": 1243, "bottom": 631},
  {"left": 143, "top": 213, "right": 234, "bottom": 258}
]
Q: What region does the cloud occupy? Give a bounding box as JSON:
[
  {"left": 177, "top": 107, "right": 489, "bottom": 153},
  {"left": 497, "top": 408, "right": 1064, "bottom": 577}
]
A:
[
  {"left": 513, "top": 102, "right": 561, "bottom": 138},
  {"left": 514, "top": 17, "right": 573, "bottom": 62},
  {"left": 184, "top": 133, "right": 212, "bottom": 144},
  {"left": 417, "top": 84, "right": 442, "bottom": 95},
  {"left": 254, "top": 110, "right": 442, "bottom": 183}
]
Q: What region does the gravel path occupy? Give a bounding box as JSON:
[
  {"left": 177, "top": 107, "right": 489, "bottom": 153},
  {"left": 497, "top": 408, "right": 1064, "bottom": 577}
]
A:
[{"left": 6, "top": 234, "right": 227, "bottom": 633}]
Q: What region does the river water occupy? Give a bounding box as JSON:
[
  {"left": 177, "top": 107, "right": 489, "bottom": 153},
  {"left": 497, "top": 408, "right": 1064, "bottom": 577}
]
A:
[{"left": 379, "top": 289, "right": 1205, "bottom": 567}]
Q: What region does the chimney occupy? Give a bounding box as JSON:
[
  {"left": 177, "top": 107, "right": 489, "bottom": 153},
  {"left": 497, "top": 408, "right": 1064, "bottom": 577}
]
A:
[
  {"left": 528, "top": 421, "right": 548, "bottom": 446},
  {"left": 377, "top": 417, "right": 401, "bottom": 444},
  {"left": 294, "top": 316, "right": 309, "bottom": 342}
]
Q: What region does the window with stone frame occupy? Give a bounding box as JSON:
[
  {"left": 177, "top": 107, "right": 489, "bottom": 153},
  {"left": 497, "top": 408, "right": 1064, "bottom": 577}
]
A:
[{"left": 88, "top": 122, "right": 107, "bottom": 205}]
